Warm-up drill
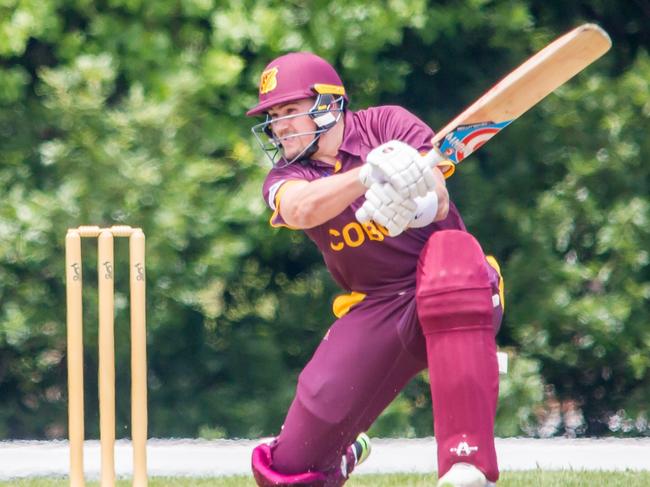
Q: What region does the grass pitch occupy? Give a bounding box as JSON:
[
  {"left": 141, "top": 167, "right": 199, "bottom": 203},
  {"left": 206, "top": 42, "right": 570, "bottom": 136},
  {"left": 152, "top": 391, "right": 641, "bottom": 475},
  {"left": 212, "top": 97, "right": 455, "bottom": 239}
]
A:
[{"left": 3, "top": 471, "right": 650, "bottom": 486}]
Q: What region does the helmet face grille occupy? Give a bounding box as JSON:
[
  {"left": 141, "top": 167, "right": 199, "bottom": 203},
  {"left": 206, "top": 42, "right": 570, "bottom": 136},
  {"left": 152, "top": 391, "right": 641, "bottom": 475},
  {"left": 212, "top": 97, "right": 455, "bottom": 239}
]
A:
[{"left": 251, "top": 95, "right": 345, "bottom": 167}]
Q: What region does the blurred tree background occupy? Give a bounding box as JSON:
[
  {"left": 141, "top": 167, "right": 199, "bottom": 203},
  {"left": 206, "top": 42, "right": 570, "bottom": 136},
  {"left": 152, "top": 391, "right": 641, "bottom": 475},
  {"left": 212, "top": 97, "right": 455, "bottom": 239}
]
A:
[{"left": 0, "top": 0, "right": 648, "bottom": 440}]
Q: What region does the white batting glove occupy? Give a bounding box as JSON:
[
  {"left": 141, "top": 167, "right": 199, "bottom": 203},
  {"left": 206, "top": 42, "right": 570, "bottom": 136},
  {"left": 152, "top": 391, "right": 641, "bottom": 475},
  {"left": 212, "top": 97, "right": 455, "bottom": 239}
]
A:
[
  {"left": 409, "top": 191, "right": 439, "bottom": 228},
  {"left": 355, "top": 182, "right": 417, "bottom": 237},
  {"left": 359, "top": 140, "right": 444, "bottom": 198}
]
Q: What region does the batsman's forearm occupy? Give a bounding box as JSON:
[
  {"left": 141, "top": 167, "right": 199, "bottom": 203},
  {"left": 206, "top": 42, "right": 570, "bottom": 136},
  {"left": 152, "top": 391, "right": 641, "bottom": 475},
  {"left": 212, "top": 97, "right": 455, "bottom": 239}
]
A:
[{"left": 280, "top": 167, "right": 366, "bottom": 228}]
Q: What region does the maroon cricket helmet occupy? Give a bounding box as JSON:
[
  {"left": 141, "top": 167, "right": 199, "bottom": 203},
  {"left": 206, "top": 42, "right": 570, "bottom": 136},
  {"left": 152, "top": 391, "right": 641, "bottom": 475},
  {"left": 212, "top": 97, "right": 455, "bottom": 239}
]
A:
[{"left": 246, "top": 52, "right": 347, "bottom": 116}]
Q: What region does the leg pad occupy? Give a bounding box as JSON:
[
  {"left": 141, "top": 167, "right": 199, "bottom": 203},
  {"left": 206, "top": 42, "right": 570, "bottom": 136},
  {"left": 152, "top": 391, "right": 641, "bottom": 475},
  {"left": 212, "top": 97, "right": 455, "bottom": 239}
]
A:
[
  {"left": 416, "top": 230, "right": 494, "bottom": 332},
  {"left": 415, "top": 230, "right": 500, "bottom": 482}
]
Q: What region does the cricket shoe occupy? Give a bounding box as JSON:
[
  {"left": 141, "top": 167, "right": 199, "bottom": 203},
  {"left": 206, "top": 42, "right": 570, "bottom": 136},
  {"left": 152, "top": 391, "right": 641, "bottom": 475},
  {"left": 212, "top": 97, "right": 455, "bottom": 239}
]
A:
[
  {"left": 342, "top": 432, "right": 372, "bottom": 477},
  {"left": 436, "top": 462, "right": 496, "bottom": 487}
]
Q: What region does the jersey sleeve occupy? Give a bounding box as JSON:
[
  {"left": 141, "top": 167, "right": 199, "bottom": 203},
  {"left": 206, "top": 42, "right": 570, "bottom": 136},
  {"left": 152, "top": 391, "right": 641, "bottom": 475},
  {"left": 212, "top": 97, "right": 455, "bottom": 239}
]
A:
[
  {"left": 261, "top": 164, "right": 314, "bottom": 229},
  {"left": 375, "top": 105, "right": 455, "bottom": 178}
]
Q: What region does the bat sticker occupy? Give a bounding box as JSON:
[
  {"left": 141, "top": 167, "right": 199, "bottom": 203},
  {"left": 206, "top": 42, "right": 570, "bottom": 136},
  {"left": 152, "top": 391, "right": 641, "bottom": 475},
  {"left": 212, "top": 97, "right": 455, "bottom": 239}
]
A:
[{"left": 438, "top": 120, "right": 513, "bottom": 163}]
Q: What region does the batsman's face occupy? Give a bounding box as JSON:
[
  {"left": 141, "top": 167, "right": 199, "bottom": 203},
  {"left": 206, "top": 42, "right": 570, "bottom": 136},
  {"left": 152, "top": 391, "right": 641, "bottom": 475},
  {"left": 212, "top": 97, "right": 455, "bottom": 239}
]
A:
[{"left": 267, "top": 98, "right": 317, "bottom": 159}]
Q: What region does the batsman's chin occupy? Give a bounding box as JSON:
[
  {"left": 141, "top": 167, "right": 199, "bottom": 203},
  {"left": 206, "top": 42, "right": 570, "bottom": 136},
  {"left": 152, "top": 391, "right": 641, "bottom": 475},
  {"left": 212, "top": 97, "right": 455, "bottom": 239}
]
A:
[{"left": 281, "top": 145, "right": 302, "bottom": 160}]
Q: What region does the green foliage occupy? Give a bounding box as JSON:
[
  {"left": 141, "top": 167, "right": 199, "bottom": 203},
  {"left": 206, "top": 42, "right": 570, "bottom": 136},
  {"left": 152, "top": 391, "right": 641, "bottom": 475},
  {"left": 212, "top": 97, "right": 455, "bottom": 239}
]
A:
[
  {"left": 503, "top": 51, "right": 650, "bottom": 435},
  {"left": 1, "top": 0, "right": 649, "bottom": 440}
]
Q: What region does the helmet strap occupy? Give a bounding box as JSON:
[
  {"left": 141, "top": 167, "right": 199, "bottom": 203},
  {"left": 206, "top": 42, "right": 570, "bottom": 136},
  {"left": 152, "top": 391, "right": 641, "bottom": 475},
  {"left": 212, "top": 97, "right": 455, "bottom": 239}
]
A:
[{"left": 296, "top": 134, "right": 321, "bottom": 164}]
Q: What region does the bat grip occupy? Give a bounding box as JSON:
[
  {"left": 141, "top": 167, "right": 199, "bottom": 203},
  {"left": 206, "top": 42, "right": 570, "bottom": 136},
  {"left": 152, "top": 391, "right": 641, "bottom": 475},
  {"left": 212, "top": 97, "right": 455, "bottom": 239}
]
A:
[{"left": 422, "top": 147, "right": 446, "bottom": 167}]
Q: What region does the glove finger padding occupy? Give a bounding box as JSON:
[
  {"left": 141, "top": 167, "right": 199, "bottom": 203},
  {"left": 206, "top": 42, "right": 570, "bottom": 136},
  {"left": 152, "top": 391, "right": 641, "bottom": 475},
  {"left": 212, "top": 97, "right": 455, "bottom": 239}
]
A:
[
  {"left": 364, "top": 187, "right": 384, "bottom": 208},
  {"left": 385, "top": 221, "right": 403, "bottom": 237},
  {"left": 420, "top": 166, "right": 437, "bottom": 191},
  {"left": 355, "top": 204, "right": 372, "bottom": 223},
  {"left": 357, "top": 198, "right": 390, "bottom": 227},
  {"left": 378, "top": 183, "right": 405, "bottom": 205},
  {"left": 371, "top": 208, "right": 391, "bottom": 228},
  {"left": 413, "top": 178, "right": 428, "bottom": 199},
  {"left": 355, "top": 183, "right": 418, "bottom": 237},
  {"left": 400, "top": 198, "right": 417, "bottom": 212},
  {"left": 364, "top": 140, "right": 441, "bottom": 199}
]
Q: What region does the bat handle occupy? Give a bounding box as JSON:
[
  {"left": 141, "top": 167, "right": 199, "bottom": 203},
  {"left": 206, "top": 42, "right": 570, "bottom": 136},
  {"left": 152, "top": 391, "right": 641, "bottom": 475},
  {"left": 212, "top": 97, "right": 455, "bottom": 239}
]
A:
[{"left": 422, "top": 147, "right": 446, "bottom": 167}]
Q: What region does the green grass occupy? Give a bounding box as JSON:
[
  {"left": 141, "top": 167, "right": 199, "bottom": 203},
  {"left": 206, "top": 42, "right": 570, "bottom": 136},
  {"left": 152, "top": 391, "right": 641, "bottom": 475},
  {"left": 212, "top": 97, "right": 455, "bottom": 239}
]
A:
[{"left": 3, "top": 471, "right": 650, "bottom": 486}]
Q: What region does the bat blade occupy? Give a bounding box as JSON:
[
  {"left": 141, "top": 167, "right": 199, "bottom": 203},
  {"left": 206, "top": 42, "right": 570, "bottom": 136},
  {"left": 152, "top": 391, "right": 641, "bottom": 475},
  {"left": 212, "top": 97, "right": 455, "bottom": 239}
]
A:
[{"left": 432, "top": 23, "right": 612, "bottom": 163}]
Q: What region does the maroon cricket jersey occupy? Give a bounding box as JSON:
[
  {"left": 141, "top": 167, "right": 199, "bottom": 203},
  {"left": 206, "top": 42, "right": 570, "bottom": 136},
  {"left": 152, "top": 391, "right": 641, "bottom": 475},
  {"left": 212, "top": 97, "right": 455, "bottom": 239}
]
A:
[{"left": 262, "top": 106, "right": 466, "bottom": 295}]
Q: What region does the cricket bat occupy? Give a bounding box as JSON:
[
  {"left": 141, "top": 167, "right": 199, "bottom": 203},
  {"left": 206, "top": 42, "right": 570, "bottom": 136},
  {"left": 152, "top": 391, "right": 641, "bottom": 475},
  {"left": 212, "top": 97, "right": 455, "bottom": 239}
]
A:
[{"left": 429, "top": 23, "right": 612, "bottom": 164}]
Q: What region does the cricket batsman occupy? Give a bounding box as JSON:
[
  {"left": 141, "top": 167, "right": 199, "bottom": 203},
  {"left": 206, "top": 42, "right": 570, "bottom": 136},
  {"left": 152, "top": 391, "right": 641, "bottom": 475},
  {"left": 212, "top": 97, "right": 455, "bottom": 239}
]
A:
[{"left": 246, "top": 52, "right": 504, "bottom": 487}]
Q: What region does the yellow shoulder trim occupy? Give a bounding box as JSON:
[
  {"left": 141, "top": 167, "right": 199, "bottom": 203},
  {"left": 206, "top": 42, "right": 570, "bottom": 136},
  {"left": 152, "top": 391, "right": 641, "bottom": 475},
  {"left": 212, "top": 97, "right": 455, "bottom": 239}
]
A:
[
  {"left": 485, "top": 255, "right": 505, "bottom": 312},
  {"left": 332, "top": 291, "right": 367, "bottom": 318},
  {"left": 269, "top": 180, "right": 302, "bottom": 230}
]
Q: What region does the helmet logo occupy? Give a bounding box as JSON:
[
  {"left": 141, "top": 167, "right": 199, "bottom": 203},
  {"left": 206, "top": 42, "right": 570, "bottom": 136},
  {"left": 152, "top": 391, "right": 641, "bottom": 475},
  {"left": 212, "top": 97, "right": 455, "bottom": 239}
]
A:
[{"left": 259, "top": 67, "right": 279, "bottom": 94}]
